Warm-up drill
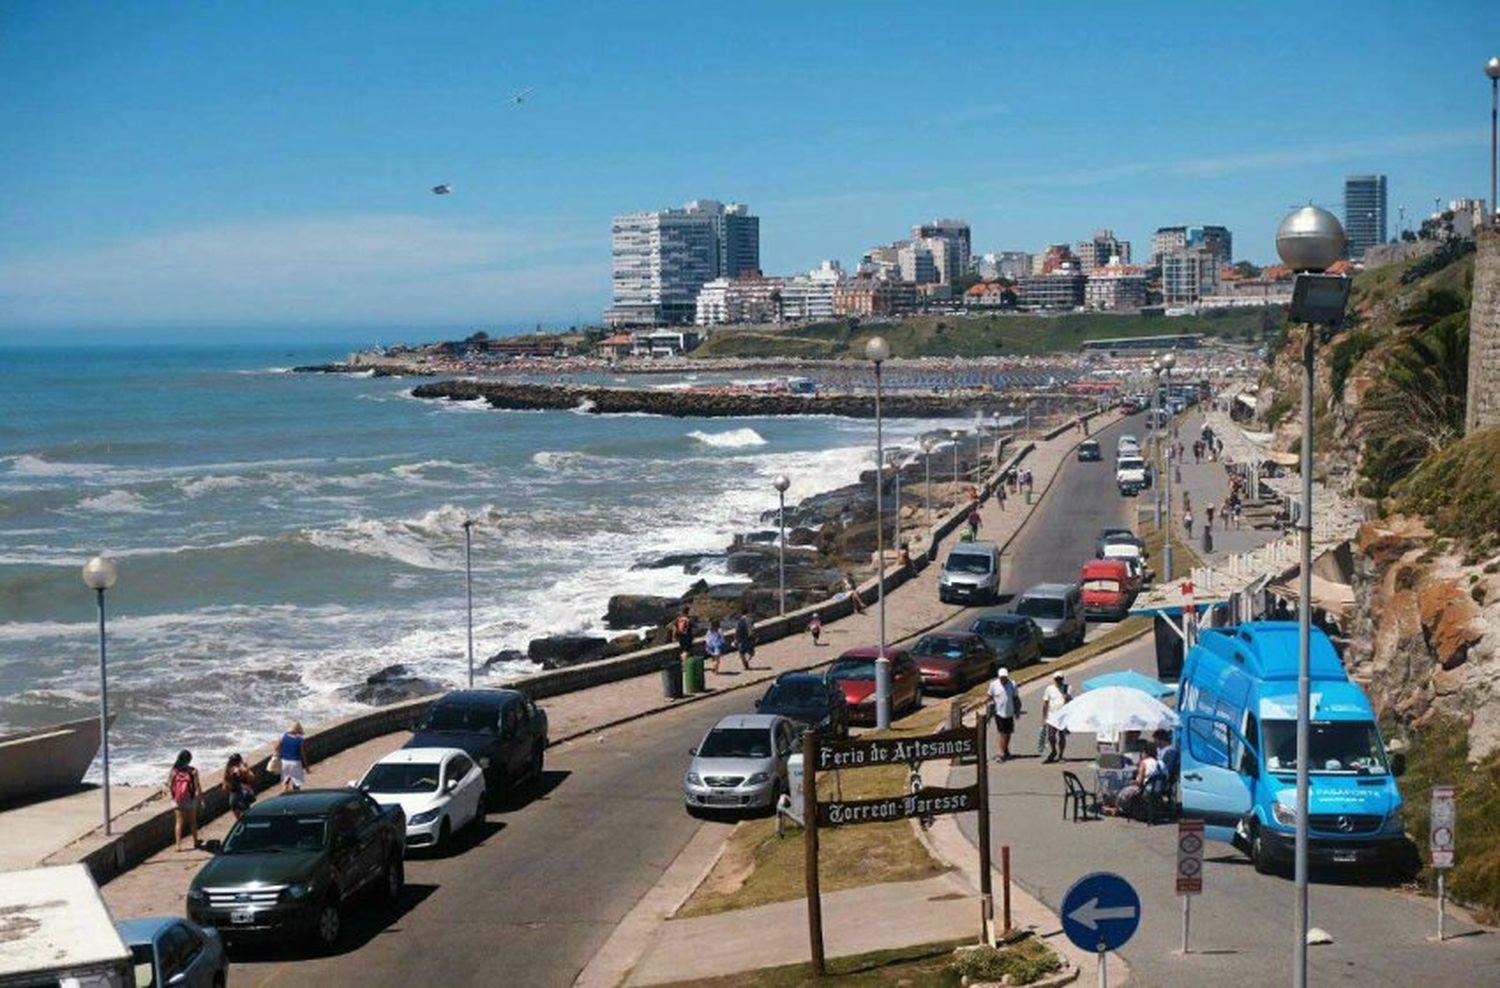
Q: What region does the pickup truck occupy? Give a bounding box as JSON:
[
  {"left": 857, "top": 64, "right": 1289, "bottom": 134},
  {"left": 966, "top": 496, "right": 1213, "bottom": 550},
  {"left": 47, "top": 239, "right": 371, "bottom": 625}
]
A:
[{"left": 187, "top": 789, "right": 405, "bottom": 950}]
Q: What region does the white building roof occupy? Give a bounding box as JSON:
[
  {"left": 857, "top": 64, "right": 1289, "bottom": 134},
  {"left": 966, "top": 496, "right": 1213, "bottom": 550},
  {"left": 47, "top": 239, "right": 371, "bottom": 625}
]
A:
[{"left": 0, "top": 864, "right": 129, "bottom": 977}]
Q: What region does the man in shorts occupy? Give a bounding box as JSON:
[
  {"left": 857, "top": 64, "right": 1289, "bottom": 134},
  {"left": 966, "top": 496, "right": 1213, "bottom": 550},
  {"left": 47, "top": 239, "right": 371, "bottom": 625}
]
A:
[
  {"left": 987, "top": 667, "right": 1021, "bottom": 761},
  {"left": 1040, "top": 672, "right": 1071, "bottom": 762},
  {"left": 734, "top": 610, "right": 755, "bottom": 670}
]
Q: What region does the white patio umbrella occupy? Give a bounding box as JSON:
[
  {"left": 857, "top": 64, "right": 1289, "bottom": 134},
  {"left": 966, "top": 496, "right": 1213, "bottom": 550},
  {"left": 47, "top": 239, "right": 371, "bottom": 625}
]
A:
[{"left": 1045, "top": 685, "right": 1179, "bottom": 734}]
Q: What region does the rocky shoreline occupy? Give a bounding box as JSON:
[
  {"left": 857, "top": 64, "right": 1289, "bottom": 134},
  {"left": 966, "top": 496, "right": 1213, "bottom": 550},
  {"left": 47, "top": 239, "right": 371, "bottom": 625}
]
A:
[{"left": 409, "top": 378, "right": 1009, "bottom": 419}]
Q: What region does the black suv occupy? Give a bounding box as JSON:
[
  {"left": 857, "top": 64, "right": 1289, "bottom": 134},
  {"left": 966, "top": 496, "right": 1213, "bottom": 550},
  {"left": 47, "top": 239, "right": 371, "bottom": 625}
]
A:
[
  {"left": 406, "top": 689, "right": 548, "bottom": 800},
  {"left": 187, "top": 789, "right": 405, "bottom": 949},
  {"left": 754, "top": 672, "right": 849, "bottom": 739}
]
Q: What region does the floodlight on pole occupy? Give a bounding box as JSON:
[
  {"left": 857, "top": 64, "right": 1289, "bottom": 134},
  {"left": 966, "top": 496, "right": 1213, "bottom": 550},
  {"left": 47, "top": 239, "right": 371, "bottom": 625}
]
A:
[
  {"left": 865, "top": 336, "right": 892, "bottom": 730},
  {"left": 82, "top": 555, "right": 118, "bottom": 835}
]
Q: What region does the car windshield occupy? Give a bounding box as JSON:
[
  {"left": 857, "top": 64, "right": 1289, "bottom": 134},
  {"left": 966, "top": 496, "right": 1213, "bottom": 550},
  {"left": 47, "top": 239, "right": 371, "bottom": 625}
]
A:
[
  {"left": 973, "top": 619, "right": 1019, "bottom": 639},
  {"left": 1262, "top": 720, "right": 1389, "bottom": 775},
  {"left": 699, "top": 727, "right": 773, "bottom": 759},
  {"left": 222, "top": 814, "right": 329, "bottom": 853},
  {"left": 916, "top": 635, "right": 966, "bottom": 657},
  {"left": 1118, "top": 458, "right": 1144, "bottom": 471},
  {"left": 829, "top": 659, "right": 876, "bottom": 680},
  {"left": 1082, "top": 579, "right": 1122, "bottom": 592},
  {"left": 360, "top": 762, "right": 441, "bottom": 793},
  {"left": 417, "top": 703, "right": 497, "bottom": 734},
  {"left": 1017, "top": 597, "right": 1065, "bottom": 619},
  {"left": 763, "top": 681, "right": 828, "bottom": 708},
  {"left": 946, "top": 553, "right": 991, "bottom": 574}
]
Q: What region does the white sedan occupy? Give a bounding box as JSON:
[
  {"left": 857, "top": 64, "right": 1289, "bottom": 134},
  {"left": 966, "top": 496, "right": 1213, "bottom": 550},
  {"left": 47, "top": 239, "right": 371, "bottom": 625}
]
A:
[{"left": 353, "top": 747, "right": 486, "bottom": 854}]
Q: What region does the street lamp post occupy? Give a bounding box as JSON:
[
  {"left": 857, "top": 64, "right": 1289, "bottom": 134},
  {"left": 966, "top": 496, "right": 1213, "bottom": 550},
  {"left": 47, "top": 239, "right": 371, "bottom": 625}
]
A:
[
  {"left": 1488, "top": 57, "right": 1500, "bottom": 224},
  {"left": 1276, "top": 205, "right": 1350, "bottom": 988},
  {"left": 1160, "top": 352, "right": 1176, "bottom": 584},
  {"left": 462, "top": 517, "right": 475, "bottom": 688},
  {"left": 1151, "top": 357, "right": 1162, "bottom": 529},
  {"left": 866, "top": 336, "right": 893, "bottom": 730},
  {"left": 951, "top": 429, "right": 961, "bottom": 486},
  {"left": 774, "top": 474, "right": 791, "bottom": 616},
  {"left": 891, "top": 457, "right": 902, "bottom": 552},
  {"left": 81, "top": 555, "right": 118, "bottom": 835},
  {"left": 922, "top": 438, "right": 934, "bottom": 526}
]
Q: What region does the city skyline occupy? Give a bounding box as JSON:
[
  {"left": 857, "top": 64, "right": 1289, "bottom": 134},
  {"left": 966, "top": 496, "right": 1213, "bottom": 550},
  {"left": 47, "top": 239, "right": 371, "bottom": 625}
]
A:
[{"left": 1, "top": 1, "right": 1496, "bottom": 340}]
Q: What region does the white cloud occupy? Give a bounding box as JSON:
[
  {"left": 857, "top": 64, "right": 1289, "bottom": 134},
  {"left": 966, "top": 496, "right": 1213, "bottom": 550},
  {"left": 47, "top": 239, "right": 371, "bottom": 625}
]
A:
[{"left": 0, "top": 213, "right": 608, "bottom": 329}]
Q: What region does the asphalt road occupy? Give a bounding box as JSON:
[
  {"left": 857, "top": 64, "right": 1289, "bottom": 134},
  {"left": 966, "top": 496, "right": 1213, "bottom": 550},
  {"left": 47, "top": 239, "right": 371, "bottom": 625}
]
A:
[{"left": 226, "top": 412, "right": 1146, "bottom": 988}]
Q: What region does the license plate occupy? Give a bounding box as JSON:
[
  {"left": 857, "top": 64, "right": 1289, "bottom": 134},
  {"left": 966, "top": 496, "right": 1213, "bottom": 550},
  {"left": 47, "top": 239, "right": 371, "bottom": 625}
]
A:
[
  {"left": 230, "top": 909, "right": 253, "bottom": 925},
  {"left": 705, "top": 795, "right": 740, "bottom": 806},
  {"left": 1330, "top": 850, "right": 1357, "bottom": 863}
]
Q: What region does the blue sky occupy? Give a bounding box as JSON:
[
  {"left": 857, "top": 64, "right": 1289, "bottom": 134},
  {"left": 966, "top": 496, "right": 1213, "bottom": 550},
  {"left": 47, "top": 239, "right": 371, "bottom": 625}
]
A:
[{"left": 2, "top": 1, "right": 1496, "bottom": 341}]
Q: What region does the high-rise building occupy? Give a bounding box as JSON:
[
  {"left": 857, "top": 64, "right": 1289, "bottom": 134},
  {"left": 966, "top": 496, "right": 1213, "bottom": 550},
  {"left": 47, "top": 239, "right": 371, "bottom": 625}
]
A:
[
  {"left": 1343, "top": 175, "right": 1388, "bottom": 259},
  {"left": 606, "top": 199, "right": 760, "bottom": 326},
  {"left": 1075, "top": 229, "right": 1132, "bottom": 272},
  {"left": 913, "top": 219, "right": 971, "bottom": 282},
  {"left": 974, "top": 250, "right": 1030, "bottom": 280},
  {"left": 1085, "top": 260, "right": 1148, "bottom": 310},
  {"left": 1151, "top": 225, "right": 1231, "bottom": 267},
  {"left": 1161, "top": 248, "right": 1222, "bottom": 305}
]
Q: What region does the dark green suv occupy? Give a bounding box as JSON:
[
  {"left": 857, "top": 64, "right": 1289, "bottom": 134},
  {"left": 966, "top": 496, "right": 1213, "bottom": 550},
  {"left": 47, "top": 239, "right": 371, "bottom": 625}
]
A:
[{"left": 187, "top": 789, "right": 405, "bottom": 949}]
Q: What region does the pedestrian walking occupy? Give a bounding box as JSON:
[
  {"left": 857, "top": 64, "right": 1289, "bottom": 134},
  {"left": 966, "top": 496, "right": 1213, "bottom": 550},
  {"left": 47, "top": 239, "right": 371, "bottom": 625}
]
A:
[
  {"left": 1040, "top": 672, "right": 1071, "bottom": 762},
  {"left": 166, "top": 750, "right": 202, "bottom": 851},
  {"left": 273, "top": 721, "right": 307, "bottom": 792},
  {"left": 997, "top": 483, "right": 1007, "bottom": 510},
  {"left": 223, "top": 753, "right": 256, "bottom": 820},
  {"left": 987, "top": 667, "right": 1022, "bottom": 761},
  {"left": 735, "top": 610, "right": 756, "bottom": 670},
  {"left": 1205, "top": 503, "right": 1215, "bottom": 529},
  {"left": 1222, "top": 497, "right": 1232, "bottom": 529},
  {"left": 967, "top": 507, "right": 982, "bottom": 540},
  {"left": 1184, "top": 508, "right": 1194, "bottom": 539},
  {"left": 705, "top": 624, "right": 726, "bottom": 674},
  {"left": 808, "top": 611, "right": 823, "bottom": 646},
  {"left": 672, "top": 606, "right": 694, "bottom": 658}
]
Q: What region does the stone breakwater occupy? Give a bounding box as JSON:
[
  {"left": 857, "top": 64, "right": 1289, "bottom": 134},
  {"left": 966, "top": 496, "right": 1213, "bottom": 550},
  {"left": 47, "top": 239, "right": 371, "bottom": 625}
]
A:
[{"left": 409, "top": 378, "right": 1009, "bottom": 419}]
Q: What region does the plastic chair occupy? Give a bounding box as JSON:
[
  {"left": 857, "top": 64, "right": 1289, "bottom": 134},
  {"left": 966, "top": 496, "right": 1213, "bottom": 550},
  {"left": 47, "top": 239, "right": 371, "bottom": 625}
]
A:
[{"left": 1062, "top": 770, "right": 1101, "bottom": 822}]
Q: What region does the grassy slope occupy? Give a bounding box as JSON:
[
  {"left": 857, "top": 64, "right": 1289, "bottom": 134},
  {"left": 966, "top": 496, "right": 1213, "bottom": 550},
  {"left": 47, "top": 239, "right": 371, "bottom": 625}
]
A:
[{"left": 692, "top": 309, "right": 1279, "bottom": 360}]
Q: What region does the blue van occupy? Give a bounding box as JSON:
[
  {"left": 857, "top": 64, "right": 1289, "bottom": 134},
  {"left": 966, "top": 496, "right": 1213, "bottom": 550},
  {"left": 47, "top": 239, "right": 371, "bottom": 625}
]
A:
[{"left": 1177, "top": 621, "right": 1407, "bottom": 874}]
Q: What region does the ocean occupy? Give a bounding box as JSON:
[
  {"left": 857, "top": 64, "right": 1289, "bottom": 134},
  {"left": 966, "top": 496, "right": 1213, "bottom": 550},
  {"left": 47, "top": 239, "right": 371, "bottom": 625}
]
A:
[{"left": 0, "top": 345, "right": 972, "bottom": 783}]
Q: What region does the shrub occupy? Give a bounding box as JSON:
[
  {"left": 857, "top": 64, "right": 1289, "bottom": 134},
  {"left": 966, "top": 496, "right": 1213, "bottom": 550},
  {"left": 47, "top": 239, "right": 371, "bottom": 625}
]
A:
[
  {"left": 952, "top": 938, "right": 1062, "bottom": 984},
  {"left": 1328, "top": 330, "right": 1378, "bottom": 397},
  {"left": 1395, "top": 427, "right": 1500, "bottom": 543}
]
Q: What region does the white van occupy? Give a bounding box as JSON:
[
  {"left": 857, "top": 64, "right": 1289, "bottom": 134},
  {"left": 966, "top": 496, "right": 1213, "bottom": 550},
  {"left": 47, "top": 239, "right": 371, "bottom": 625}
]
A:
[{"left": 939, "top": 541, "right": 1002, "bottom": 605}]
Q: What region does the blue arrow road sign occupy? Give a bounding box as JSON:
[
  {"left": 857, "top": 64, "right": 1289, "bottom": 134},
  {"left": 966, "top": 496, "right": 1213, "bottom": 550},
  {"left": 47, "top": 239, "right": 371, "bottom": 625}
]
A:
[{"left": 1060, "top": 871, "right": 1141, "bottom": 953}]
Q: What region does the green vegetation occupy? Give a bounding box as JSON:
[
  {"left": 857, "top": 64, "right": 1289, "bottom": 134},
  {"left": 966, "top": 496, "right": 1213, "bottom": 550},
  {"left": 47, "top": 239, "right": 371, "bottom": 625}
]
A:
[
  {"left": 1391, "top": 717, "right": 1500, "bottom": 925},
  {"left": 1327, "top": 330, "right": 1378, "bottom": 397},
  {"left": 691, "top": 308, "right": 1282, "bottom": 360},
  {"left": 1393, "top": 427, "right": 1500, "bottom": 544},
  {"left": 951, "top": 937, "right": 1062, "bottom": 984}
]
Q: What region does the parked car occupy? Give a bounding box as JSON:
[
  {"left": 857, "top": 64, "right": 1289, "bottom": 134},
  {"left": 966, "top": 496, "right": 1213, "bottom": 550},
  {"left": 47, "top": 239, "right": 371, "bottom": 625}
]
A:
[
  {"left": 1077, "top": 439, "right": 1102, "bottom": 462},
  {"left": 1116, "top": 454, "right": 1148, "bottom": 496},
  {"left": 968, "top": 612, "right": 1045, "bottom": 669},
  {"left": 1116, "top": 434, "right": 1141, "bottom": 455},
  {"left": 909, "top": 630, "right": 997, "bottom": 693},
  {"left": 1100, "top": 541, "right": 1149, "bottom": 586},
  {"left": 754, "top": 671, "right": 849, "bottom": 739},
  {"left": 118, "top": 917, "right": 227, "bottom": 988},
  {"left": 1013, "top": 583, "right": 1086, "bottom": 654},
  {"left": 938, "top": 540, "right": 1002, "bottom": 605},
  {"left": 405, "top": 689, "right": 547, "bottom": 801},
  {"left": 827, "top": 648, "right": 922, "bottom": 724},
  {"left": 354, "top": 747, "right": 485, "bottom": 854},
  {"left": 683, "top": 714, "right": 796, "bottom": 814},
  {"left": 186, "top": 789, "right": 405, "bottom": 949},
  {"left": 1079, "top": 559, "right": 1136, "bottom": 621},
  {"left": 1096, "top": 528, "right": 1147, "bottom": 559}
]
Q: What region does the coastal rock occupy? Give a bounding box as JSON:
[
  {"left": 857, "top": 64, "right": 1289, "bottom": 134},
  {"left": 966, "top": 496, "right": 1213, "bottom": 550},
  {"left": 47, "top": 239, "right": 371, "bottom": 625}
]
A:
[
  {"left": 483, "top": 649, "right": 528, "bottom": 670},
  {"left": 632, "top": 550, "right": 723, "bottom": 574},
  {"left": 527, "top": 635, "right": 610, "bottom": 669},
  {"left": 605, "top": 594, "right": 682, "bottom": 629},
  {"left": 338, "top": 663, "right": 446, "bottom": 706},
  {"left": 788, "top": 526, "right": 819, "bottom": 546}
]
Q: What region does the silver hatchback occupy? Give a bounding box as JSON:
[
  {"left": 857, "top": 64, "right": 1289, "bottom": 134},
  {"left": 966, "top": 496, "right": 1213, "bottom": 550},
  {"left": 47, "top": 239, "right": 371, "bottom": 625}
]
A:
[{"left": 683, "top": 714, "right": 796, "bottom": 814}]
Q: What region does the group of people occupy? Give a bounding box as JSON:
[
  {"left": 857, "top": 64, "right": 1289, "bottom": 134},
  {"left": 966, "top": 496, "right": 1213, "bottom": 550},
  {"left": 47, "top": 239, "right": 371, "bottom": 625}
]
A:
[
  {"left": 986, "top": 668, "right": 1073, "bottom": 764},
  {"left": 163, "top": 722, "right": 310, "bottom": 852},
  {"left": 1112, "top": 729, "right": 1179, "bottom": 819},
  {"left": 674, "top": 607, "right": 758, "bottom": 674}
]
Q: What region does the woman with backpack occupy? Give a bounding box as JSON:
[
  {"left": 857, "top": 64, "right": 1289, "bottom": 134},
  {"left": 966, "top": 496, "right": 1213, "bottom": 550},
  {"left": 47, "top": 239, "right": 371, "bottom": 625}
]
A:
[{"left": 166, "top": 750, "right": 202, "bottom": 851}]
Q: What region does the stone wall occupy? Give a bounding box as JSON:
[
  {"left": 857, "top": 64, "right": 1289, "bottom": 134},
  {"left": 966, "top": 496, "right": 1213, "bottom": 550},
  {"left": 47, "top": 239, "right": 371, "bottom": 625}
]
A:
[{"left": 1466, "top": 225, "right": 1500, "bottom": 434}]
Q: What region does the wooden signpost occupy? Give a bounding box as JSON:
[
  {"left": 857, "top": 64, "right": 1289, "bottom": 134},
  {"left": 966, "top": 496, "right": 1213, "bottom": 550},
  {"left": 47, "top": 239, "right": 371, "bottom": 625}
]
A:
[{"left": 802, "top": 716, "right": 993, "bottom": 975}]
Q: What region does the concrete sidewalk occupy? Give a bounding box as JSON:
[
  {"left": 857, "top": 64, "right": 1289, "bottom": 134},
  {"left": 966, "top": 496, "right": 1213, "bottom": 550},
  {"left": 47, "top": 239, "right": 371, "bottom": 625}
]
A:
[{"left": 90, "top": 415, "right": 1114, "bottom": 921}]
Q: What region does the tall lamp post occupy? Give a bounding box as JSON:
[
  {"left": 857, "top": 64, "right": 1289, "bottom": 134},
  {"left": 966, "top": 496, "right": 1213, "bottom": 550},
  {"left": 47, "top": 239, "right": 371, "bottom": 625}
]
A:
[
  {"left": 773, "top": 474, "right": 791, "bottom": 616},
  {"left": 866, "top": 336, "right": 893, "bottom": 729},
  {"left": 1160, "top": 352, "right": 1176, "bottom": 583},
  {"left": 462, "top": 517, "right": 475, "bottom": 688},
  {"left": 81, "top": 555, "right": 117, "bottom": 835},
  {"left": 921, "top": 438, "right": 934, "bottom": 526},
  {"left": 1488, "top": 57, "right": 1500, "bottom": 224},
  {"left": 1150, "top": 357, "right": 1162, "bottom": 529},
  {"left": 950, "top": 429, "right": 961, "bottom": 486},
  {"left": 1276, "top": 205, "right": 1351, "bottom": 988}
]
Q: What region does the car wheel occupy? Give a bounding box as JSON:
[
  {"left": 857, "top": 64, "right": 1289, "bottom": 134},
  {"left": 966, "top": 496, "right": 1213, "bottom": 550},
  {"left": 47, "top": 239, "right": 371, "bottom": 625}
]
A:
[
  {"left": 384, "top": 855, "right": 405, "bottom": 900},
  {"left": 434, "top": 818, "right": 451, "bottom": 855},
  {"left": 313, "top": 894, "right": 341, "bottom": 950},
  {"left": 1251, "top": 825, "right": 1277, "bottom": 876}
]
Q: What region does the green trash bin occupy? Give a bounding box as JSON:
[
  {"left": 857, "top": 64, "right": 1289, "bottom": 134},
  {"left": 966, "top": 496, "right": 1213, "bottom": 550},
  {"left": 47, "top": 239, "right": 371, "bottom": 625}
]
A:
[{"left": 682, "top": 654, "right": 706, "bottom": 694}]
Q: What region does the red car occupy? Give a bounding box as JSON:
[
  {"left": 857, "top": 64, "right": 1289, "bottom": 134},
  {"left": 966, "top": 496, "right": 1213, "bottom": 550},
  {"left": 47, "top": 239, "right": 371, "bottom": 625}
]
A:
[
  {"left": 909, "top": 630, "right": 997, "bottom": 694},
  {"left": 827, "top": 648, "right": 922, "bottom": 725}
]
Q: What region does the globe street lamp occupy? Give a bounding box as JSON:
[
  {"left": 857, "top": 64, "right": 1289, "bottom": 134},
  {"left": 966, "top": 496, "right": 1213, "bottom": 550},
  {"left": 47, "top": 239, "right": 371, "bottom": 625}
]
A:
[
  {"left": 865, "top": 336, "right": 893, "bottom": 729},
  {"left": 773, "top": 474, "right": 791, "bottom": 616},
  {"left": 1159, "top": 352, "right": 1177, "bottom": 585},
  {"left": 461, "top": 517, "right": 475, "bottom": 688},
  {"left": 921, "top": 438, "right": 935, "bottom": 526},
  {"left": 81, "top": 555, "right": 118, "bottom": 835},
  {"left": 1488, "top": 57, "right": 1500, "bottom": 224},
  {"left": 950, "top": 429, "right": 961, "bottom": 486},
  {"left": 1276, "top": 205, "right": 1349, "bottom": 988}
]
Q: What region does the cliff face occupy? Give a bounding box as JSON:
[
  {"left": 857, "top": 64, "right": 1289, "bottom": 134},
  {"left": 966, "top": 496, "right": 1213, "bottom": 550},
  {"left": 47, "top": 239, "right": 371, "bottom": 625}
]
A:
[{"left": 1347, "top": 515, "right": 1500, "bottom": 759}]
